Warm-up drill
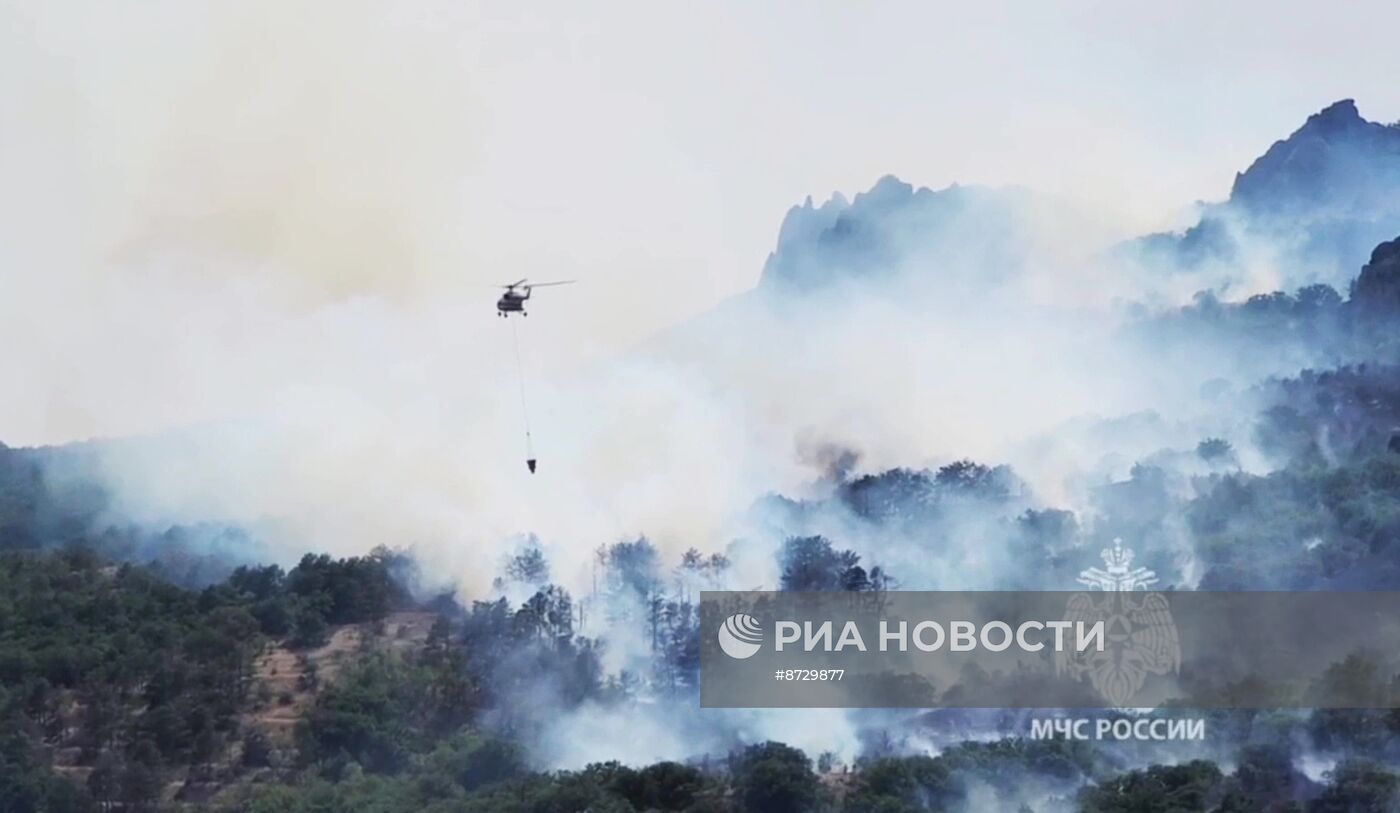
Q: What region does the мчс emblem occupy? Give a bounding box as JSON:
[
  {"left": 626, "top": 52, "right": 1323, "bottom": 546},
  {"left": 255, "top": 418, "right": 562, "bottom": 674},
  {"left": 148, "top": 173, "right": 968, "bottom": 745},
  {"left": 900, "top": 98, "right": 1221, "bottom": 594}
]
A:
[{"left": 1055, "top": 539, "right": 1180, "bottom": 706}]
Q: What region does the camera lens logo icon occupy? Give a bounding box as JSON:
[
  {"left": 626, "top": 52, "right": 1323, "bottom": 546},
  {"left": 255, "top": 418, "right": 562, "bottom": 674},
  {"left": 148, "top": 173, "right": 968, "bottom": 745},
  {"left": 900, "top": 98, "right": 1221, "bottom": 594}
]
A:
[{"left": 717, "top": 613, "right": 763, "bottom": 659}]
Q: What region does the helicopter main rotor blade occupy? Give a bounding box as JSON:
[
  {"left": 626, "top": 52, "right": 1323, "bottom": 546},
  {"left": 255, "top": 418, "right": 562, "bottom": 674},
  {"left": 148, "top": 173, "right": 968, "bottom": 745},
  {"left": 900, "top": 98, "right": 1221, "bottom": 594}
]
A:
[{"left": 524, "top": 280, "right": 575, "bottom": 288}]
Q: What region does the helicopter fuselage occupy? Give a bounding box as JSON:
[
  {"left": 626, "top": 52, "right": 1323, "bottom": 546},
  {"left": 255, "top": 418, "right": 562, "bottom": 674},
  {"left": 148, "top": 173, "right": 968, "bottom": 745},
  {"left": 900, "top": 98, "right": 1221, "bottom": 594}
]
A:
[{"left": 496, "top": 288, "right": 531, "bottom": 316}]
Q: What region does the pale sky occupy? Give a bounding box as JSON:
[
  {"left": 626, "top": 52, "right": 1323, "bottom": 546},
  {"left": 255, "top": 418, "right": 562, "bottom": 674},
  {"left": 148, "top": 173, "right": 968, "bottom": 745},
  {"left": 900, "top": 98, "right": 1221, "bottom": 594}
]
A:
[
  {"left": 451, "top": 0, "right": 1400, "bottom": 325},
  {"left": 6, "top": 1, "right": 1399, "bottom": 336},
  {"left": 3, "top": 0, "right": 1400, "bottom": 446}
]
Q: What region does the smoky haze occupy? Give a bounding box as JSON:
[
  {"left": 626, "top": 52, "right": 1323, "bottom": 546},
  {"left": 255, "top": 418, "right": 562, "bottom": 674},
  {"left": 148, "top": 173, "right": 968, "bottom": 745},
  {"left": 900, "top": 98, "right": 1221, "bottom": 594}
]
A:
[
  {"left": 0, "top": 0, "right": 1200, "bottom": 591},
  {"left": 7, "top": 0, "right": 1400, "bottom": 778}
]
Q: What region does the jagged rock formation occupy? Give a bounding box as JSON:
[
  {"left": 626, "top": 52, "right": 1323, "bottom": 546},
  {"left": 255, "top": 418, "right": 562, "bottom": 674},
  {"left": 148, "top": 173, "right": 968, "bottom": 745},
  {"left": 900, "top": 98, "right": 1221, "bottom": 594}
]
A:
[
  {"left": 1140, "top": 99, "right": 1400, "bottom": 286},
  {"left": 1351, "top": 235, "right": 1400, "bottom": 315},
  {"left": 1231, "top": 100, "right": 1400, "bottom": 216},
  {"left": 762, "top": 101, "right": 1400, "bottom": 295},
  {"left": 758, "top": 176, "right": 1032, "bottom": 292}
]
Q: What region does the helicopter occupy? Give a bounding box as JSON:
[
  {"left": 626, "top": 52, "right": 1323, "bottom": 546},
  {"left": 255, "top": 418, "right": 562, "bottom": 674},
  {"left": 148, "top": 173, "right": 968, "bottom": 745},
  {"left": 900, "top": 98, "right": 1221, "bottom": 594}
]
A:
[{"left": 495, "top": 279, "right": 575, "bottom": 317}]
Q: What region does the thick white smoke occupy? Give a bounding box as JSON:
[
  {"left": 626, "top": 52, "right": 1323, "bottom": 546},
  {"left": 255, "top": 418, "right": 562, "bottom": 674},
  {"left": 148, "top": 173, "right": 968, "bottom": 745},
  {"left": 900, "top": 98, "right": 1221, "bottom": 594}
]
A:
[
  {"left": 3, "top": 0, "right": 1374, "bottom": 772},
  {"left": 0, "top": 0, "right": 1128, "bottom": 596}
]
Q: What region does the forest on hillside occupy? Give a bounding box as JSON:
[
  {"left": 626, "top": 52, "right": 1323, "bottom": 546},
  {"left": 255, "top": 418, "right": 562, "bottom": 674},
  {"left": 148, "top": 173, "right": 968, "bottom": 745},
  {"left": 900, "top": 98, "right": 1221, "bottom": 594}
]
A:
[
  {"left": 6, "top": 235, "right": 1400, "bottom": 810},
  {"left": 1, "top": 539, "right": 1398, "bottom": 811},
  {"left": 7, "top": 98, "right": 1400, "bottom": 812},
  {"left": 8, "top": 320, "right": 1400, "bottom": 809}
]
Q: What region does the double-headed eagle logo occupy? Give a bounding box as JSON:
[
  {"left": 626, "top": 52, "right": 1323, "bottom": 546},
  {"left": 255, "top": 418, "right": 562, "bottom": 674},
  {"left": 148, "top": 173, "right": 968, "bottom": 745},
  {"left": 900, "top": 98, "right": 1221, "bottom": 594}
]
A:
[{"left": 1055, "top": 539, "right": 1181, "bottom": 706}]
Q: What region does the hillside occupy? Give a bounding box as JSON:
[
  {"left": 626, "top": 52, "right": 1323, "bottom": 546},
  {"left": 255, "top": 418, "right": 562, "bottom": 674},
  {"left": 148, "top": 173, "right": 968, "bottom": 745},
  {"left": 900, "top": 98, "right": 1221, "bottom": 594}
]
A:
[
  {"left": 7, "top": 106, "right": 1400, "bottom": 812},
  {"left": 9, "top": 341, "right": 1400, "bottom": 810},
  {"left": 1137, "top": 100, "right": 1400, "bottom": 289}
]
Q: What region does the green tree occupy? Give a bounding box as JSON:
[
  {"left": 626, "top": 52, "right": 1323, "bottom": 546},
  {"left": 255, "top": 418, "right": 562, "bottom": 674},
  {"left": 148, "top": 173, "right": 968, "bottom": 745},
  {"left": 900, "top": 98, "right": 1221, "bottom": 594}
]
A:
[
  {"left": 732, "top": 741, "right": 822, "bottom": 813},
  {"left": 1309, "top": 759, "right": 1400, "bottom": 812},
  {"left": 1079, "top": 760, "right": 1224, "bottom": 813}
]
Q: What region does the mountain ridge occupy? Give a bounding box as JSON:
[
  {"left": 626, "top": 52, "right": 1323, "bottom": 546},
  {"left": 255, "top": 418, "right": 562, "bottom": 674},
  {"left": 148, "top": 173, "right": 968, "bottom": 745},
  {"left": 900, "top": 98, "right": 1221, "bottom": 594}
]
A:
[{"left": 762, "top": 100, "right": 1400, "bottom": 295}]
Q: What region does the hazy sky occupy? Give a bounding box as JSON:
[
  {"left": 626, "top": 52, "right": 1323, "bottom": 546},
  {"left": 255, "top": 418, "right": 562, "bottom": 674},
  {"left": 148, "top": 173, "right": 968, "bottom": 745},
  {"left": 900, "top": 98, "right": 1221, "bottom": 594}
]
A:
[
  {"left": 6, "top": 2, "right": 1399, "bottom": 328},
  {"left": 454, "top": 0, "right": 1400, "bottom": 321},
  {"left": 3, "top": 0, "right": 1399, "bottom": 446}
]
